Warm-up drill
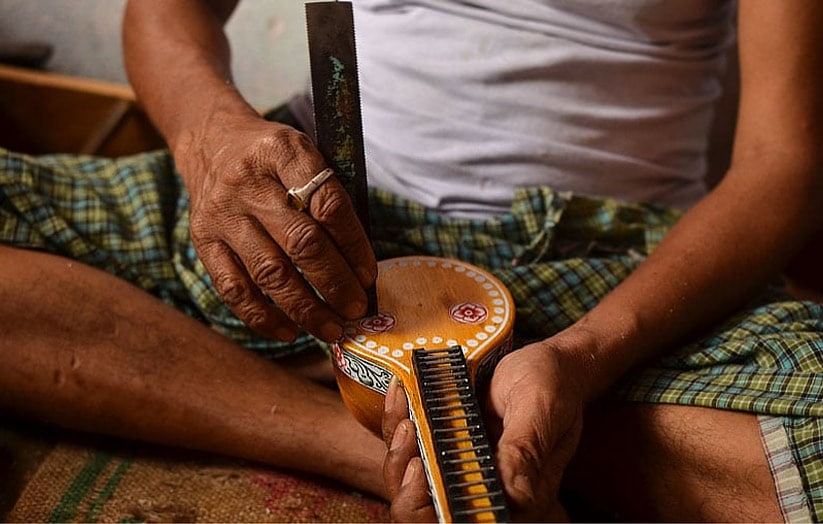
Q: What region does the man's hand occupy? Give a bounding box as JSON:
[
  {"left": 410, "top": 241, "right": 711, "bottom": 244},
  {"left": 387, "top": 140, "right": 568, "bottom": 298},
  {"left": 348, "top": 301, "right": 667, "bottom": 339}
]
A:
[
  {"left": 486, "top": 341, "right": 583, "bottom": 521},
  {"left": 382, "top": 341, "right": 585, "bottom": 522},
  {"left": 382, "top": 378, "right": 438, "bottom": 522},
  {"left": 177, "top": 114, "right": 376, "bottom": 342},
  {"left": 123, "top": 0, "right": 377, "bottom": 342}
]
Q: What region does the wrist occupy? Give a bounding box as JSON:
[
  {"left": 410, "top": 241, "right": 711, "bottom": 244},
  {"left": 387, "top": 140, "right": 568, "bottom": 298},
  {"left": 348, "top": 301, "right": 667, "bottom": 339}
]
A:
[
  {"left": 548, "top": 312, "right": 643, "bottom": 405},
  {"left": 169, "top": 83, "right": 258, "bottom": 153}
]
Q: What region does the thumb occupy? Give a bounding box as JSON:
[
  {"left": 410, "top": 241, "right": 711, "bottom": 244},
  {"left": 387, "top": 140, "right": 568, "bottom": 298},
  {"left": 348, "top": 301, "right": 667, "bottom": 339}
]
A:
[{"left": 494, "top": 406, "right": 546, "bottom": 511}]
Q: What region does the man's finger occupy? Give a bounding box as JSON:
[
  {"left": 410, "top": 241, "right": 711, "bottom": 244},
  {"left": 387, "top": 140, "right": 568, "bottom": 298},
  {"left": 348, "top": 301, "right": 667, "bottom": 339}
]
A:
[
  {"left": 271, "top": 135, "right": 377, "bottom": 294},
  {"left": 382, "top": 377, "right": 409, "bottom": 445},
  {"left": 390, "top": 457, "right": 438, "bottom": 523},
  {"left": 383, "top": 418, "right": 419, "bottom": 500},
  {"left": 492, "top": 389, "right": 580, "bottom": 519},
  {"left": 194, "top": 238, "right": 298, "bottom": 341},
  {"left": 490, "top": 386, "right": 552, "bottom": 510},
  {"left": 255, "top": 184, "right": 370, "bottom": 322},
  {"left": 224, "top": 216, "right": 345, "bottom": 341},
  {"left": 308, "top": 176, "right": 377, "bottom": 289}
]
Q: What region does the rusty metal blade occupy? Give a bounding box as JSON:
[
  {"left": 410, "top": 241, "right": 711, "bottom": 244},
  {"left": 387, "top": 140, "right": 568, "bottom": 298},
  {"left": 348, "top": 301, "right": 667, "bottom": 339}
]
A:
[{"left": 306, "top": 1, "right": 377, "bottom": 314}]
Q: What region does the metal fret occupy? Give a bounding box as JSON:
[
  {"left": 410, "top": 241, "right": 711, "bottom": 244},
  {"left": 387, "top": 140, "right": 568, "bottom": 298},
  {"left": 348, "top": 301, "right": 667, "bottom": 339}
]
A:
[{"left": 441, "top": 443, "right": 490, "bottom": 455}]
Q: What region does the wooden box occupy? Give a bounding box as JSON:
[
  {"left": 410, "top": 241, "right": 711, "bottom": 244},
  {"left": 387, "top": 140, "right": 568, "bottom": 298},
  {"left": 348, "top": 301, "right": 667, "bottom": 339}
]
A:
[{"left": 0, "top": 63, "right": 165, "bottom": 156}]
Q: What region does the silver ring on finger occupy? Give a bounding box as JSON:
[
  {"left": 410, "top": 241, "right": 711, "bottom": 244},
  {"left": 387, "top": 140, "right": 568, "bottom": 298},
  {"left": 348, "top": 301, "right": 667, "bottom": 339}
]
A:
[{"left": 287, "top": 168, "right": 335, "bottom": 212}]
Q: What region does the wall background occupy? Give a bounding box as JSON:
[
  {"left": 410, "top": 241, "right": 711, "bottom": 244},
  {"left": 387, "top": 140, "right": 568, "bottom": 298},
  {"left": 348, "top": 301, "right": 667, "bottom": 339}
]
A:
[{"left": 0, "top": 0, "right": 309, "bottom": 109}]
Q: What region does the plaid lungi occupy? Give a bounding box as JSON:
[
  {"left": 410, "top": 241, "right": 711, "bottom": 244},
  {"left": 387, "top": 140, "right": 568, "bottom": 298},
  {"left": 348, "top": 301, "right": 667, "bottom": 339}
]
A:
[{"left": 2, "top": 146, "right": 822, "bottom": 520}]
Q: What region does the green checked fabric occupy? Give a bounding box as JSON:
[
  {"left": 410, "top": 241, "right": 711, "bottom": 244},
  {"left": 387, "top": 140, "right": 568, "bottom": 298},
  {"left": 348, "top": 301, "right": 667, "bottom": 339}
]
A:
[
  {"left": 0, "top": 147, "right": 314, "bottom": 356},
  {"left": 1, "top": 146, "right": 822, "bottom": 519}
]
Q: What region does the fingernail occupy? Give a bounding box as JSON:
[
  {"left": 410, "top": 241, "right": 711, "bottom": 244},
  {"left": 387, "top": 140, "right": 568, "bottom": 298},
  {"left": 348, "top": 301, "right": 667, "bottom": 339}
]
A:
[
  {"left": 384, "top": 376, "right": 398, "bottom": 413},
  {"left": 357, "top": 265, "right": 377, "bottom": 287},
  {"left": 401, "top": 458, "right": 418, "bottom": 487},
  {"left": 275, "top": 327, "right": 297, "bottom": 342},
  {"left": 320, "top": 320, "right": 343, "bottom": 342},
  {"left": 390, "top": 421, "right": 408, "bottom": 451},
  {"left": 344, "top": 300, "right": 366, "bottom": 320},
  {"left": 387, "top": 377, "right": 405, "bottom": 413}
]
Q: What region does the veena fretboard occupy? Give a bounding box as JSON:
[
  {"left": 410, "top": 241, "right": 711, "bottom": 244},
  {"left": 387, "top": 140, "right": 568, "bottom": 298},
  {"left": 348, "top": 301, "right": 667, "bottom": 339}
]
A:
[{"left": 412, "top": 347, "right": 510, "bottom": 521}]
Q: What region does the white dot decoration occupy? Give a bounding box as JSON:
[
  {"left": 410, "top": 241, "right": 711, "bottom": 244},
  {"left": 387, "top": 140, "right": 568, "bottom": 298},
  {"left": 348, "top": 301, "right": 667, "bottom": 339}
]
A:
[{"left": 333, "top": 257, "right": 517, "bottom": 373}]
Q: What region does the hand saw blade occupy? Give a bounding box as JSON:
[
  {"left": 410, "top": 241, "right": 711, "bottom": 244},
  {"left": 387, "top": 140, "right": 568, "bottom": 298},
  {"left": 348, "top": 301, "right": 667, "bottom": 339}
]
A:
[{"left": 306, "top": 1, "right": 377, "bottom": 315}]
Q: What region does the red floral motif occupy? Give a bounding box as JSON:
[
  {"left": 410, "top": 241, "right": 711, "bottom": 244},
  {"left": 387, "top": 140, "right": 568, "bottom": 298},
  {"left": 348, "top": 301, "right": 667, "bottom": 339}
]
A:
[
  {"left": 450, "top": 302, "right": 488, "bottom": 324},
  {"left": 359, "top": 311, "right": 397, "bottom": 334}
]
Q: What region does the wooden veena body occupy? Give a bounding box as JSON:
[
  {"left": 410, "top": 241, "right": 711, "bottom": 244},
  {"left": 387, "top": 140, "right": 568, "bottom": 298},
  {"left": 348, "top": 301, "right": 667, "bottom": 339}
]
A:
[{"left": 333, "top": 255, "right": 515, "bottom": 522}]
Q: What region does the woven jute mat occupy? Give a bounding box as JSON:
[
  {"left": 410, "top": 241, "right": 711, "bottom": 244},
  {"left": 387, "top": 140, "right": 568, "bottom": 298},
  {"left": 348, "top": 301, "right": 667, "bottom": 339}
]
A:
[{"left": 7, "top": 436, "right": 389, "bottom": 523}]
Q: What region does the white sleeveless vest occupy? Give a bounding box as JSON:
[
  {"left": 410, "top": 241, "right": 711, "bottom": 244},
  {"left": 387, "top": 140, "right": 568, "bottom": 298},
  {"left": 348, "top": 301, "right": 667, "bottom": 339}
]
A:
[{"left": 290, "top": 0, "right": 736, "bottom": 217}]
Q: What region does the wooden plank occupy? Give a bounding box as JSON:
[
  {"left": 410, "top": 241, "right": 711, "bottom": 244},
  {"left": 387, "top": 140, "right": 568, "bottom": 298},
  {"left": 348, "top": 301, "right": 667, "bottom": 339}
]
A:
[{"left": 0, "top": 64, "right": 165, "bottom": 156}]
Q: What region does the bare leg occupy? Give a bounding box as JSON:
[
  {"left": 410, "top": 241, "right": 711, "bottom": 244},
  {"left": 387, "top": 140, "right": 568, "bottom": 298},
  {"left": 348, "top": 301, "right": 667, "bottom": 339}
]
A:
[
  {"left": 564, "top": 402, "right": 782, "bottom": 522},
  {"left": 0, "top": 245, "right": 386, "bottom": 498}
]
